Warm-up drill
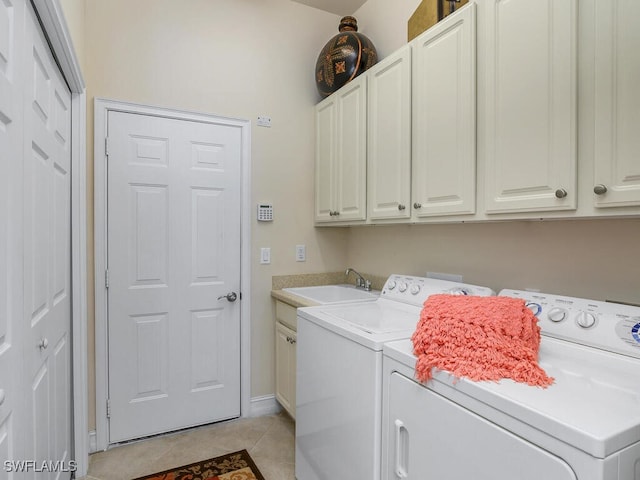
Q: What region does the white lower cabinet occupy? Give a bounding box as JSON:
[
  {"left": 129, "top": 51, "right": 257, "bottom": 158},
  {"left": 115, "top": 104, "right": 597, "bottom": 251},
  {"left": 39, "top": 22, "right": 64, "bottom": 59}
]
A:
[
  {"left": 593, "top": 0, "right": 640, "bottom": 208},
  {"left": 482, "top": 0, "right": 578, "bottom": 214},
  {"left": 275, "top": 301, "right": 297, "bottom": 418},
  {"left": 411, "top": 4, "right": 477, "bottom": 218}
]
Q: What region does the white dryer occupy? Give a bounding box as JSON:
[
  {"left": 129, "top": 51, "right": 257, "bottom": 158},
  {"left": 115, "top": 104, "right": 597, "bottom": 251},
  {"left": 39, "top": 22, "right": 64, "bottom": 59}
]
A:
[
  {"left": 295, "top": 274, "right": 494, "bottom": 480},
  {"left": 381, "top": 289, "right": 640, "bottom": 480}
]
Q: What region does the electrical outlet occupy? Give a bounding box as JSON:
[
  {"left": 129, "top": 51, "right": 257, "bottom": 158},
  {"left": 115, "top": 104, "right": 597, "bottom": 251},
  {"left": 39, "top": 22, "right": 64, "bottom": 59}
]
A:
[
  {"left": 296, "top": 245, "right": 306, "bottom": 262},
  {"left": 257, "top": 116, "right": 272, "bottom": 127},
  {"left": 260, "top": 247, "right": 271, "bottom": 264}
]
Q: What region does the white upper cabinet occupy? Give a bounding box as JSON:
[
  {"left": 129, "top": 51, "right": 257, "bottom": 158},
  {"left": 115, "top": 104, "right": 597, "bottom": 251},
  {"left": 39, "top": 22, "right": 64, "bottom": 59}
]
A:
[
  {"left": 593, "top": 0, "right": 640, "bottom": 208},
  {"left": 367, "top": 45, "right": 412, "bottom": 221},
  {"left": 315, "top": 75, "right": 367, "bottom": 223},
  {"left": 412, "top": 4, "right": 476, "bottom": 218},
  {"left": 482, "top": 0, "right": 578, "bottom": 214}
]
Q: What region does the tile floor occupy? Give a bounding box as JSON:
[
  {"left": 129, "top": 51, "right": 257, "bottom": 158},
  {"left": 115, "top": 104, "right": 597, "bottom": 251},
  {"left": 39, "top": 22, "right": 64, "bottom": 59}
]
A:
[{"left": 84, "top": 413, "right": 295, "bottom": 480}]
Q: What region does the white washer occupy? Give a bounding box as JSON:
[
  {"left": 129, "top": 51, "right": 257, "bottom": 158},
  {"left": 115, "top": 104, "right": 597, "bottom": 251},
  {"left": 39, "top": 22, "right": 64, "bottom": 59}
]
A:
[
  {"left": 382, "top": 289, "right": 640, "bottom": 480},
  {"left": 295, "top": 274, "right": 494, "bottom": 480}
]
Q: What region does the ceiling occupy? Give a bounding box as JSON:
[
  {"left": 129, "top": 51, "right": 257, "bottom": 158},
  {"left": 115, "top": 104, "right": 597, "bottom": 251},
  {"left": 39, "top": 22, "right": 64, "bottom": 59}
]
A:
[{"left": 291, "top": 0, "right": 367, "bottom": 16}]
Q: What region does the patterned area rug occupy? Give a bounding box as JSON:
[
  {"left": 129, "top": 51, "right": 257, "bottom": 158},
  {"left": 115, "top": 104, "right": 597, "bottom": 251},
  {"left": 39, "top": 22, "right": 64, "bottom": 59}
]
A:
[{"left": 133, "top": 449, "right": 266, "bottom": 480}]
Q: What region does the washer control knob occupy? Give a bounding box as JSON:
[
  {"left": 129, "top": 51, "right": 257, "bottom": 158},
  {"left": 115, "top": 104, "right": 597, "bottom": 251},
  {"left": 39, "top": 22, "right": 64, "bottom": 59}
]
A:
[
  {"left": 449, "top": 288, "right": 470, "bottom": 296},
  {"left": 547, "top": 307, "right": 567, "bottom": 323},
  {"left": 398, "top": 282, "right": 408, "bottom": 293},
  {"left": 576, "top": 311, "right": 597, "bottom": 329},
  {"left": 410, "top": 284, "right": 421, "bottom": 295},
  {"left": 387, "top": 280, "right": 397, "bottom": 291}
]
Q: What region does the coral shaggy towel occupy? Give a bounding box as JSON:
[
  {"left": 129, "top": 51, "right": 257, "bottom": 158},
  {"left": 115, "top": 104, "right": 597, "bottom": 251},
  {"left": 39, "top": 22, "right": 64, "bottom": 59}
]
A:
[{"left": 411, "top": 295, "right": 554, "bottom": 387}]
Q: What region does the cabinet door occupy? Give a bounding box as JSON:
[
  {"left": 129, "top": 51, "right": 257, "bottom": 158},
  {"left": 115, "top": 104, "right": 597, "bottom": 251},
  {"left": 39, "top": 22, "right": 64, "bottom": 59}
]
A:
[
  {"left": 593, "top": 0, "right": 640, "bottom": 208},
  {"left": 335, "top": 76, "right": 367, "bottom": 221},
  {"left": 315, "top": 97, "right": 337, "bottom": 222},
  {"left": 412, "top": 4, "right": 476, "bottom": 217},
  {"left": 275, "top": 322, "right": 296, "bottom": 417},
  {"left": 483, "top": 0, "right": 577, "bottom": 213},
  {"left": 368, "top": 45, "right": 412, "bottom": 220}
]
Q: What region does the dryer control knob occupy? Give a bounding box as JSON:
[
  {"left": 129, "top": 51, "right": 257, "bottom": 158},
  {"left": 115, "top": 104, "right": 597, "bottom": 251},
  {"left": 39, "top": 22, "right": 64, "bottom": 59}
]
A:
[
  {"left": 410, "top": 284, "right": 421, "bottom": 295},
  {"left": 398, "top": 282, "right": 408, "bottom": 293},
  {"left": 547, "top": 307, "right": 567, "bottom": 322},
  {"left": 576, "top": 311, "right": 596, "bottom": 329},
  {"left": 526, "top": 302, "right": 542, "bottom": 316},
  {"left": 387, "top": 280, "right": 397, "bottom": 290}
]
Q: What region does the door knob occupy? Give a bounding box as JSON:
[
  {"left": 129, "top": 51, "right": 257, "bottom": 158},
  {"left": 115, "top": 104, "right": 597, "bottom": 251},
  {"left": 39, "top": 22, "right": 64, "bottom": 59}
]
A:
[
  {"left": 38, "top": 338, "right": 49, "bottom": 350},
  {"left": 217, "top": 292, "right": 238, "bottom": 302}
]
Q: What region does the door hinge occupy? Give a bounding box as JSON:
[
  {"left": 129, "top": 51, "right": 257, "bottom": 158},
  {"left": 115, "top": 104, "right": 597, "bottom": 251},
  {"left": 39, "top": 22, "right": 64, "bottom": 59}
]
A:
[
  {"left": 105, "top": 269, "right": 109, "bottom": 289},
  {"left": 105, "top": 137, "right": 110, "bottom": 156},
  {"left": 106, "top": 399, "right": 111, "bottom": 418}
]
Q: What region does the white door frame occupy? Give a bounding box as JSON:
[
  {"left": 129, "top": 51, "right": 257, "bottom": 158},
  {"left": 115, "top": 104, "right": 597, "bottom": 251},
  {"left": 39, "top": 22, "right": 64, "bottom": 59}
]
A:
[
  {"left": 30, "top": 0, "right": 88, "bottom": 477},
  {"left": 93, "top": 98, "right": 252, "bottom": 451}
]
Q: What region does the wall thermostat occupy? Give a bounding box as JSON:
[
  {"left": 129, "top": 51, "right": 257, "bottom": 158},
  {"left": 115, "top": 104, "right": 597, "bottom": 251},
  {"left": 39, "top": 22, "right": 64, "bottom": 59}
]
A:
[{"left": 257, "top": 204, "right": 273, "bottom": 221}]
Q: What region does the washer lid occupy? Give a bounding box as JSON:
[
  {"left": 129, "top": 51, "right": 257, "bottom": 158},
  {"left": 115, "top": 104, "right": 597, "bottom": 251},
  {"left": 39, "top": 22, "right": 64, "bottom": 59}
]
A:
[
  {"left": 298, "top": 299, "right": 422, "bottom": 350},
  {"left": 383, "top": 337, "right": 640, "bottom": 459}
]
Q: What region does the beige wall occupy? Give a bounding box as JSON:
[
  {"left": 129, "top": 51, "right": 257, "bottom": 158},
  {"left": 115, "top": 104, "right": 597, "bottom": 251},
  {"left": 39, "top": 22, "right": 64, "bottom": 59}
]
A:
[
  {"left": 346, "top": 219, "right": 640, "bottom": 304},
  {"left": 80, "top": 0, "right": 353, "bottom": 429},
  {"left": 354, "top": 0, "right": 421, "bottom": 57},
  {"left": 61, "top": 0, "right": 640, "bottom": 435},
  {"left": 59, "top": 0, "right": 86, "bottom": 72}
]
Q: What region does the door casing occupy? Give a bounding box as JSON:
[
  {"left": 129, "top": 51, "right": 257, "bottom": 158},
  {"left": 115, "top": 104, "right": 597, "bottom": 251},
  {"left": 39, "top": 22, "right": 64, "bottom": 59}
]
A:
[{"left": 93, "top": 98, "right": 252, "bottom": 451}]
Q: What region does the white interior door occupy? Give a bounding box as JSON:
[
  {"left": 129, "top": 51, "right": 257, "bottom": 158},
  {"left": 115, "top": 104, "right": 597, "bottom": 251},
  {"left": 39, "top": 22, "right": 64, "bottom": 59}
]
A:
[
  {"left": 107, "top": 111, "right": 242, "bottom": 443},
  {"left": 0, "top": 0, "right": 26, "bottom": 472},
  {"left": 22, "top": 1, "right": 73, "bottom": 476}
]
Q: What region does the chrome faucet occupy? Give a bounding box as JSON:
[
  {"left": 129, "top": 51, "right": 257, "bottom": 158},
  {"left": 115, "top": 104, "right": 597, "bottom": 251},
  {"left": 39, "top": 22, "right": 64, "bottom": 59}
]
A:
[{"left": 345, "top": 268, "right": 372, "bottom": 291}]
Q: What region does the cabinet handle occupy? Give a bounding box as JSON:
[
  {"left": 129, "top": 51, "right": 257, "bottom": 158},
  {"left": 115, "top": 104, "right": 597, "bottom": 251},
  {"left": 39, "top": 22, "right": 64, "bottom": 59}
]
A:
[
  {"left": 394, "top": 419, "right": 408, "bottom": 478},
  {"left": 38, "top": 338, "right": 49, "bottom": 350},
  {"left": 329, "top": 210, "right": 340, "bottom": 217},
  {"left": 594, "top": 184, "right": 608, "bottom": 195},
  {"left": 413, "top": 202, "right": 422, "bottom": 209},
  {"left": 334, "top": 211, "right": 340, "bottom": 216},
  {"left": 329, "top": 211, "right": 334, "bottom": 216},
  {"left": 555, "top": 188, "right": 568, "bottom": 199},
  {"left": 398, "top": 204, "right": 406, "bottom": 211},
  {"left": 290, "top": 338, "right": 296, "bottom": 345}
]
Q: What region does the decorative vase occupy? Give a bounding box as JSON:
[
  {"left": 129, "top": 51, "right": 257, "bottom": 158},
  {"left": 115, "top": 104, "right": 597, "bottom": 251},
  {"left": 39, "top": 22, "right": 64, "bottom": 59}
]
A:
[{"left": 315, "top": 16, "right": 378, "bottom": 98}]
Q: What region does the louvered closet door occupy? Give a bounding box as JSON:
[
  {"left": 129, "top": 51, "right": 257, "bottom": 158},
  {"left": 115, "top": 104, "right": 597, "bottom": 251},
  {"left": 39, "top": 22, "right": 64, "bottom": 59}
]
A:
[{"left": 22, "top": 1, "right": 73, "bottom": 476}]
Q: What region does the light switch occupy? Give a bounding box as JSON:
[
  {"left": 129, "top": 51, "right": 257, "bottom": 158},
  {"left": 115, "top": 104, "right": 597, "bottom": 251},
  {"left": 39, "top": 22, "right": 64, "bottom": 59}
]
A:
[
  {"left": 260, "top": 247, "right": 271, "bottom": 264},
  {"left": 296, "top": 245, "right": 306, "bottom": 262}
]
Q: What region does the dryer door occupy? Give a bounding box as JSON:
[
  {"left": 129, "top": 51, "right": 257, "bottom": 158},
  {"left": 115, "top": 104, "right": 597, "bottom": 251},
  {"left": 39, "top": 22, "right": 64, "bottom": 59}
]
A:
[{"left": 386, "top": 372, "right": 577, "bottom": 480}]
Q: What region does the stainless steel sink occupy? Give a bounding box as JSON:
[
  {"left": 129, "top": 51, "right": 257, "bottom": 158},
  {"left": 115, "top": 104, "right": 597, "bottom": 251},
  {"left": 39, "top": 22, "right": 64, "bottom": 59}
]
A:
[{"left": 282, "top": 284, "right": 380, "bottom": 304}]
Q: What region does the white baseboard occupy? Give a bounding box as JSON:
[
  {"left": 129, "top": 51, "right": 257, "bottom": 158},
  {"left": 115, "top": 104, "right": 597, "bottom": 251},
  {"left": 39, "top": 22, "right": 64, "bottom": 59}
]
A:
[
  {"left": 249, "top": 395, "right": 281, "bottom": 417},
  {"left": 87, "top": 398, "right": 278, "bottom": 454},
  {"left": 88, "top": 430, "right": 98, "bottom": 453}
]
